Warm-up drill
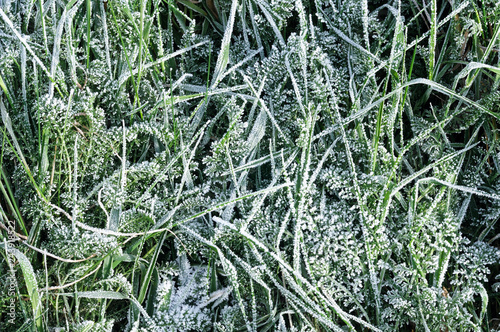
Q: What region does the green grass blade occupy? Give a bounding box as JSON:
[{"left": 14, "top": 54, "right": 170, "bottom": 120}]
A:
[{"left": 3, "top": 245, "right": 43, "bottom": 331}]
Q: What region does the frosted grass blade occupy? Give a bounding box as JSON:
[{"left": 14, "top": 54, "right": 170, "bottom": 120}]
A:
[{"left": 2, "top": 244, "right": 43, "bottom": 331}]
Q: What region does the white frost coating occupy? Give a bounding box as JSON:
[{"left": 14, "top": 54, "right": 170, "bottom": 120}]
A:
[
  {"left": 220, "top": 47, "right": 263, "bottom": 82},
  {"left": 6, "top": 247, "right": 43, "bottom": 330},
  {"left": 246, "top": 109, "right": 267, "bottom": 152},
  {"left": 436, "top": 250, "right": 451, "bottom": 288},
  {"left": 247, "top": 0, "right": 264, "bottom": 59},
  {"left": 0, "top": 99, "right": 29, "bottom": 171},
  {"left": 284, "top": 54, "right": 306, "bottom": 117},
  {"left": 419, "top": 177, "right": 500, "bottom": 201},
  {"left": 317, "top": 5, "right": 381, "bottom": 64},
  {"left": 454, "top": 62, "right": 500, "bottom": 89},
  {"left": 243, "top": 73, "right": 266, "bottom": 131},
  {"left": 367, "top": 0, "right": 470, "bottom": 77},
  {"left": 314, "top": 77, "right": 493, "bottom": 143},
  {"left": 220, "top": 148, "right": 293, "bottom": 177},
  {"left": 392, "top": 143, "right": 480, "bottom": 195},
  {"left": 58, "top": 291, "right": 154, "bottom": 325},
  {"left": 295, "top": 0, "right": 307, "bottom": 34},
  {"left": 242, "top": 74, "right": 291, "bottom": 145},
  {"left": 20, "top": 41, "right": 29, "bottom": 128},
  {"left": 121, "top": 121, "right": 127, "bottom": 194},
  {"left": 174, "top": 123, "right": 206, "bottom": 205},
  {"left": 214, "top": 216, "right": 381, "bottom": 331},
  {"left": 0, "top": 0, "right": 11, "bottom": 11},
  {"left": 48, "top": 7, "right": 67, "bottom": 99},
  {"left": 190, "top": 0, "right": 240, "bottom": 131},
  {"left": 72, "top": 134, "right": 79, "bottom": 231},
  {"left": 211, "top": 0, "right": 239, "bottom": 86},
  {"left": 118, "top": 41, "right": 209, "bottom": 86},
  {"left": 308, "top": 137, "right": 340, "bottom": 187},
  {"left": 361, "top": 0, "right": 370, "bottom": 49},
  {"left": 178, "top": 83, "right": 247, "bottom": 94},
  {"left": 164, "top": 73, "right": 192, "bottom": 94},
  {"left": 254, "top": 0, "right": 285, "bottom": 47},
  {"left": 0, "top": 8, "right": 52, "bottom": 80},
  {"left": 100, "top": 0, "right": 112, "bottom": 78}
]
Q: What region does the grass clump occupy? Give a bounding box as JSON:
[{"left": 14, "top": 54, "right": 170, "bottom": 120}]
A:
[{"left": 1, "top": 0, "right": 500, "bottom": 331}]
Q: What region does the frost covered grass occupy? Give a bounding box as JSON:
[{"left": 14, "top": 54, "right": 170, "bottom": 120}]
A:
[{"left": 1, "top": 0, "right": 500, "bottom": 331}]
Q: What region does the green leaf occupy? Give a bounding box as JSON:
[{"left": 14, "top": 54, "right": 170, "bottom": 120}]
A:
[{"left": 1, "top": 244, "right": 43, "bottom": 331}]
